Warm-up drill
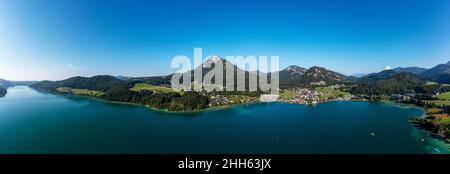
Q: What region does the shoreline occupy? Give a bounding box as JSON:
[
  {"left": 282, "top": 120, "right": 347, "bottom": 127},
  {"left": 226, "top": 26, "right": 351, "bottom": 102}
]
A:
[{"left": 408, "top": 106, "right": 450, "bottom": 142}]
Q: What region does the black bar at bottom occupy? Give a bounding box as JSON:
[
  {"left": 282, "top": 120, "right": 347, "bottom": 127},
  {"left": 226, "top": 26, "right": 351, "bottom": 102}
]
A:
[{"left": 0, "top": 154, "right": 448, "bottom": 172}]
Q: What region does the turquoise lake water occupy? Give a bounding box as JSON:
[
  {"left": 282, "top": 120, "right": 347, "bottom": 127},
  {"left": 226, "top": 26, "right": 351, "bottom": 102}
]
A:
[{"left": 0, "top": 86, "right": 448, "bottom": 154}]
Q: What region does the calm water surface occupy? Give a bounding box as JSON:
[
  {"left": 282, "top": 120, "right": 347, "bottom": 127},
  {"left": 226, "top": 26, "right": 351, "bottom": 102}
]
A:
[{"left": 0, "top": 86, "right": 448, "bottom": 154}]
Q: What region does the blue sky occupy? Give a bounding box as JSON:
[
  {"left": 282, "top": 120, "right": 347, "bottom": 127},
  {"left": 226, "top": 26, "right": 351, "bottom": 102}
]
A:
[{"left": 1, "top": 0, "right": 449, "bottom": 80}]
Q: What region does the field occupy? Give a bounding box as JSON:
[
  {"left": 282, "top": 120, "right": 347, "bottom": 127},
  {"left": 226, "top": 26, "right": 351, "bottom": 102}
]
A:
[
  {"left": 130, "top": 83, "right": 179, "bottom": 94},
  {"left": 279, "top": 90, "right": 296, "bottom": 100},
  {"left": 428, "top": 91, "right": 450, "bottom": 106},
  {"left": 434, "top": 117, "right": 450, "bottom": 124},
  {"left": 424, "top": 100, "right": 450, "bottom": 106},
  {"left": 436, "top": 92, "right": 450, "bottom": 100},
  {"left": 56, "top": 87, "right": 104, "bottom": 97},
  {"left": 226, "top": 95, "right": 258, "bottom": 103},
  {"left": 315, "top": 87, "right": 351, "bottom": 100},
  {"left": 427, "top": 108, "right": 443, "bottom": 114},
  {"left": 426, "top": 112, "right": 450, "bottom": 125}
]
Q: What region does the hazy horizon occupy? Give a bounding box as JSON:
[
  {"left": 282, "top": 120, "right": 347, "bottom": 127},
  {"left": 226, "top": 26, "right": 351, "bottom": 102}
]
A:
[{"left": 1, "top": 0, "right": 450, "bottom": 81}]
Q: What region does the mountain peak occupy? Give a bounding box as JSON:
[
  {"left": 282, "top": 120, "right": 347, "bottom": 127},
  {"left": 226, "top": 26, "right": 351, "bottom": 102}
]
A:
[
  {"left": 286, "top": 65, "right": 301, "bottom": 69},
  {"left": 284, "top": 65, "right": 306, "bottom": 71},
  {"left": 380, "top": 69, "right": 396, "bottom": 73},
  {"left": 392, "top": 66, "right": 427, "bottom": 75},
  {"left": 307, "top": 66, "right": 329, "bottom": 73},
  {"left": 309, "top": 66, "right": 324, "bottom": 69},
  {"left": 208, "top": 55, "right": 222, "bottom": 62},
  {"left": 203, "top": 55, "right": 226, "bottom": 63},
  {"left": 300, "top": 66, "right": 348, "bottom": 86},
  {"left": 281, "top": 65, "right": 307, "bottom": 77}
]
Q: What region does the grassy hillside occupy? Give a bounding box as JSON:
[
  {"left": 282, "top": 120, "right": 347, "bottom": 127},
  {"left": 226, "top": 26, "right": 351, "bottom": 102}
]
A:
[{"left": 436, "top": 92, "right": 450, "bottom": 100}]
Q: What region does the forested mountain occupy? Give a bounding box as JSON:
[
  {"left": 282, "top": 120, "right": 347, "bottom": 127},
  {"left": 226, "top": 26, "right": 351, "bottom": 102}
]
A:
[
  {"left": 31, "top": 75, "right": 132, "bottom": 92},
  {"left": 392, "top": 67, "right": 427, "bottom": 74},
  {"left": 421, "top": 62, "right": 450, "bottom": 77},
  {"left": 333, "top": 61, "right": 450, "bottom": 96},
  {"left": 356, "top": 61, "right": 450, "bottom": 84},
  {"left": 279, "top": 65, "right": 307, "bottom": 80},
  {"left": 131, "top": 75, "right": 172, "bottom": 86},
  {"left": 30, "top": 75, "right": 209, "bottom": 111},
  {"left": 300, "top": 66, "right": 350, "bottom": 85},
  {"left": 359, "top": 70, "right": 398, "bottom": 82},
  {"left": 387, "top": 61, "right": 450, "bottom": 84},
  {"left": 419, "top": 61, "right": 450, "bottom": 83}
]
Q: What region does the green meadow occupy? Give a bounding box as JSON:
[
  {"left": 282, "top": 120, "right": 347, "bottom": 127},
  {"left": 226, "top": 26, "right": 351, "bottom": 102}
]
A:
[
  {"left": 56, "top": 87, "right": 104, "bottom": 97},
  {"left": 130, "top": 83, "right": 179, "bottom": 94}
]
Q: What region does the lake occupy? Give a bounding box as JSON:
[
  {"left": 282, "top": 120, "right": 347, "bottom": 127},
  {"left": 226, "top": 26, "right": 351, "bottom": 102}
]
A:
[{"left": 0, "top": 86, "right": 448, "bottom": 154}]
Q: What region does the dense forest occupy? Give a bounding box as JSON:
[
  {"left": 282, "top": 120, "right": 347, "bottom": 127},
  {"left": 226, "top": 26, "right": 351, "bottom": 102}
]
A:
[{"left": 350, "top": 72, "right": 426, "bottom": 95}]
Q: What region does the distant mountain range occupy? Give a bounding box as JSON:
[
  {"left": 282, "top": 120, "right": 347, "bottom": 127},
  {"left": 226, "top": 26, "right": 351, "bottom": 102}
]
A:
[
  {"left": 29, "top": 57, "right": 356, "bottom": 93},
  {"left": 348, "top": 61, "right": 450, "bottom": 95},
  {"left": 277, "top": 60, "right": 450, "bottom": 88},
  {"left": 351, "top": 73, "right": 368, "bottom": 78},
  {"left": 419, "top": 61, "right": 450, "bottom": 83},
  {"left": 114, "top": 57, "right": 356, "bottom": 89},
  {"left": 392, "top": 67, "right": 427, "bottom": 74},
  {"left": 352, "top": 71, "right": 425, "bottom": 95}
]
